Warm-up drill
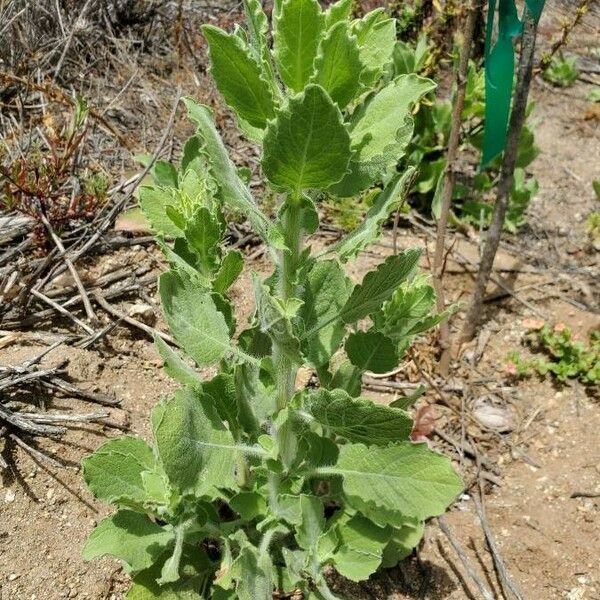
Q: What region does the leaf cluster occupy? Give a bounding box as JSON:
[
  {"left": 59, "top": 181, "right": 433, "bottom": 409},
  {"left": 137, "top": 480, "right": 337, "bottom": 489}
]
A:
[
  {"left": 390, "top": 39, "right": 540, "bottom": 233},
  {"left": 543, "top": 52, "right": 579, "bottom": 88},
  {"left": 81, "top": 2, "right": 462, "bottom": 598},
  {"left": 508, "top": 324, "right": 600, "bottom": 386}
]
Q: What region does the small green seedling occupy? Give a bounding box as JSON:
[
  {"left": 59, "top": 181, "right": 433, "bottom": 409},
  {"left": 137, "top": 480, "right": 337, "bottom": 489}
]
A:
[
  {"left": 508, "top": 324, "right": 600, "bottom": 386},
  {"left": 543, "top": 52, "right": 579, "bottom": 87},
  {"left": 80, "top": 1, "right": 462, "bottom": 598}
]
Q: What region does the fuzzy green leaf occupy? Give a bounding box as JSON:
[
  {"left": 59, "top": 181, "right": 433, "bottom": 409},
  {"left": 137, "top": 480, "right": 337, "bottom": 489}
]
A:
[
  {"left": 299, "top": 259, "right": 353, "bottom": 367},
  {"left": 183, "top": 207, "right": 221, "bottom": 274},
  {"left": 83, "top": 510, "right": 174, "bottom": 573},
  {"left": 350, "top": 74, "right": 435, "bottom": 160},
  {"left": 82, "top": 436, "right": 156, "bottom": 506},
  {"left": 324, "top": 0, "right": 353, "bottom": 28},
  {"left": 306, "top": 389, "right": 413, "bottom": 445},
  {"left": 154, "top": 334, "right": 203, "bottom": 390},
  {"left": 126, "top": 546, "right": 213, "bottom": 599},
  {"left": 339, "top": 250, "right": 421, "bottom": 324},
  {"left": 353, "top": 10, "right": 396, "bottom": 85},
  {"left": 262, "top": 85, "right": 351, "bottom": 193},
  {"left": 311, "top": 22, "right": 363, "bottom": 109},
  {"left": 138, "top": 187, "right": 183, "bottom": 238},
  {"left": 330, "top": 169, "right": 415, "bottom": 260},
  {"left": 230, "top": 492, "right": 267, "bottom": 520},
  {"left": 295, "top": 495, "right": 326, "bottom": 550},
  {"left": 345, "top": 330, "right": 399, "bottom": 374},
  {"left": 154, "top": 388, "right": 244, "bottom": 496},
  {"left": 330, "top": 75, "right": 435, "bottom": 196},
  {"left": 381, "top": 518, "right": 423, "bottom": 568},
  {"left": 234, "top": 545, "right": 274, "bottom": 600},
  {"left": 183, "top": 98, "right": 282, "bottom": 248},
  {"left": 274, "top": 0, "right": 324, "bottom": 92},
  {"left": 152, "top": 161, "right": 179, "bottom": 189},
  {"left": 202, "top": 372, "right": 242, "bottom": 438},
  {"left": 331, "top": 513, "right": 391, "bottom": 582},
  {"left": 203, "top": 25, "right": 276, "bottom": 128},
  {"left": 160, "top": 271, "right": 233, "bottom": 367},
  {"left": 327, "top": 442, "right": 462, "bottom": 520},
  {"left": 375, "top": 274, "right": 453, "bottom": 355},
  {"left": 213, "top": 250, "right": 244, "bottom": 294},
  {"left": 254, "top": 277, "right": 302, "bottom": 364}
]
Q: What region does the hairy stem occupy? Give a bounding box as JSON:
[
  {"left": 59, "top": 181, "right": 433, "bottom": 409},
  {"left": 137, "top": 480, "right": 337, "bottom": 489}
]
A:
[{"left": 273, "top": 194, "right": 303, "bottom": 410}]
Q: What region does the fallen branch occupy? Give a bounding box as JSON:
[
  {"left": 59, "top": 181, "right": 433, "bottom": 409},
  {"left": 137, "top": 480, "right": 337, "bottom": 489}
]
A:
[{"left": 437, "top": 516, "right": 495, "bottom": 600}]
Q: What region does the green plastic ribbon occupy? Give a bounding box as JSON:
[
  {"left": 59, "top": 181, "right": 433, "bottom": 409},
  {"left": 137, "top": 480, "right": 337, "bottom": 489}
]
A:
[{"left": 481, "top": 0, "right": 546, "bottom": 167}]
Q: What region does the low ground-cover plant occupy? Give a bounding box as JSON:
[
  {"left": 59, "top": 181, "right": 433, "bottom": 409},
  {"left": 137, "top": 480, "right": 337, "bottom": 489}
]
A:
[
  {"left": 543, "top": 51, "right": 579, "bottom": 87},
  {"left": 508, "top": 322, "right": 600, "bottom": 386},
  {"left": 81, "top": 1, "right": 462, "bottom": 598},
  {"left": 0, "top": 96, "right": 108, "bottom": 249}
]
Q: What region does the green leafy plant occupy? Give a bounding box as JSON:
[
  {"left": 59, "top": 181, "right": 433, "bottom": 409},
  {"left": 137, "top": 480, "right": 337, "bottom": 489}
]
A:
[
  {"left": 593, "top": 180, "right": 600, "bottom": 201},
  {"left": 508, "top": 324, "right": 600, "bottom": 386},
  {"left": 80, "top": 1, "right": 462, "bottom": 598},
  {"left": 0, "top": 96, "right": 108, "bottom": 250},
  {"left": 586, "top": 211, "right": 600, "bottom": 248},
  {"left": 543, "top": 52, "right": 579, "bottom": 87},
  {"left": 391, "top": 39, "right": 540, "bottom": 232},
  {"left": 587, "top": 87, "right": 600, "bottom": 103}
]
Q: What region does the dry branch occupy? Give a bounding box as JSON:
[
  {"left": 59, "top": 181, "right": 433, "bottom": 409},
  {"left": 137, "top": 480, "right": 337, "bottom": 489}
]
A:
[
  {"left": 461, "top": 10, "right": 540, "bottom": 343},
  {"left": 433, "top": 0, "right": 483, "bottom": 376}
]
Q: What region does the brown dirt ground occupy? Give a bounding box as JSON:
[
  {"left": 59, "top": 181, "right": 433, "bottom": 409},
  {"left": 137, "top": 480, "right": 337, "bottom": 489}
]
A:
[{"left": 1, "top": 2, "right": 599, "bottom": 600}]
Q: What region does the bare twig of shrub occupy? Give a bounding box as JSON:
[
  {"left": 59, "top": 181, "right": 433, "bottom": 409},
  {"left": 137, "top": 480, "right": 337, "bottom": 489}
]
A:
[
  {"left": 433, "top": 0, "right": 483, "bottom": 376},
  {"left": 461, "top": 9, "right": 540, "bottom": 343}
]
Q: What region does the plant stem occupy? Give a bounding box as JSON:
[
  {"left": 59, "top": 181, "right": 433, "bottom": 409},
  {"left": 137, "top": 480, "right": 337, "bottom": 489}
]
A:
[
  {"left": 432, "top": 0, "right": 482, "bottom": 377},
  {"left": 461, "top": 8, "right": 539, "bottom": 343},
  {"left": 273, "top": 194, "right": 303, "bottom": 410}
]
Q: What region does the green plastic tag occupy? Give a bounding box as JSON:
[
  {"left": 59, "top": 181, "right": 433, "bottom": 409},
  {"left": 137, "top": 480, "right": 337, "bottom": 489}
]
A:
[{"left": 481, "top": 0, "right": 545, "bottom": 167}]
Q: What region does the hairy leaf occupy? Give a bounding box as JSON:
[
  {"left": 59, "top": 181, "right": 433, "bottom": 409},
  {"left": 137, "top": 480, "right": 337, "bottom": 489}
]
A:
[
  {"left": 154, "top": 388, "right": 246, "bottom": 496},
  {"left": 311, "top": 22, "right": 363, "bottom": 109},
  {"left": 154, "top": 334, "right": 203, "bottom": 389},
  {"left": 159, "top": 271, "right": 232, "bottom": 367},
  {"left": 82, "top": 436, "right": 157, "bottom": 506},
  {"left": 330, "top": 75, "right": 435, "bottom": 196},
  {"left": 83, "top": 510, "right": 174, "bottom": 573},
  {"left": 183, "top": 207, "right": 221, "bottom": 275},
  {"left": 306, "top": 389, "right": 413, "bottom": 445},
  {"left": 324, "top": 0, "right": 353, "bottom": 29},
  {"left": 274, "top": 0, "right": 324, "bottom": 92},
  {"left": 138, "top": 187, "right": 183, "bottom": 238},
  {"left": 183, "top": 98, "right": 282, "bottom": 248},
  {"left": 213, "top": 250, "right": 244, "bottom": 293},
  {"left": 326, "top": 442, "right": 462, "bottom": 520},
  {"left": 381, "top": 518, "right": 423, "bottom": 568},
  {"left": 233, "top": 545, "right": 274, "bottom": 600},
  {"left": 295, "top": 495, "right": 325, "bottom": 550},
  {"left": 299, "top": 259, "right": 353, "bottom": 367},
  {"left": 353, "top": 10, "right": 396, "bottom": 86},
  {"left": 127, "top": 546, "right": 213, "bottom": 599},
  {"left": 254, "top": 277, "right": 302, "bottom": 364},
  {"left": 262, "top": 85, "right": 351, "bottom": 193},
  {"left": 203, "top": 25, "right": 276, "bottom": 128},
  {"left": 345, "top": 330, "right": 399, "bottom": 374},
  {"left": 331, "top": 513, "right": 391, "bottom": 582},
  {"left": 339, "top": 250, "right": 421, "bottom": 324},
  {"left": 330, "top": 169, "right": 415, "bottom": 260}
]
